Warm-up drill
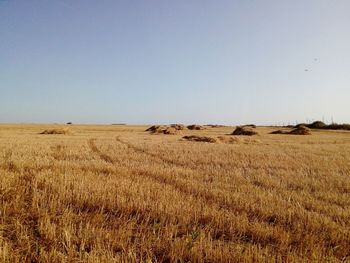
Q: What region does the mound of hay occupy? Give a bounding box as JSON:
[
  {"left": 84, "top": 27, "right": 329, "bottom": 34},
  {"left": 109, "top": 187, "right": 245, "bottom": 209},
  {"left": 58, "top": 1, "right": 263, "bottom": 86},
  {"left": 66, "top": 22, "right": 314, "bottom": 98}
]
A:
[
  {"left": 270, "top": 130, "right": 286, "bottom": 134},
  {"left": 145, "top": 125, "right": 163, "bottom": 132},
  {"left": 242, "top": 124, "right": 257, "bottom": 128},
  {"left": 217, "top": 136, "right": 261, "bottom": 144},
  {"left": 162, "top": 127, "right": 177, "bottom": 135},
  {"left": 40, "top": 128, "right": 70, "bottom": 135},
  {"left": 183, "top": 135, "right": 217, "bottom": 143},
  {"left": 289, "top": 126, "right": 311, "bottom": 135},
  {"left": 294, "top": 123, "right": 308, "bottom": 128},
  {"left": 271, "top": 126, "right": 312, "bottom": 135},
  {"left": 295, "top": 121, "right": 326, "bottom": 129},
  {"left": 231, "top": 126, "right": 258, "bottom": 136},
  {"left": 187, "top": 124, "right": 205, "bottom": 130},
  {"left": 170, "top": 124, "right": 186, "bottom": 130},
  {"left": 146, "top": 125, "right": 179, "bottom": 135}
]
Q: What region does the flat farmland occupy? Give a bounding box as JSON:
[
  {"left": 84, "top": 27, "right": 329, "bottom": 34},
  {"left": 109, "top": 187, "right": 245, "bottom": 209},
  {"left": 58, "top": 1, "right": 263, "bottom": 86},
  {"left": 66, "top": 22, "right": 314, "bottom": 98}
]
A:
[{"left": 0, "top": 124, "right": 349, "bottom": 262}]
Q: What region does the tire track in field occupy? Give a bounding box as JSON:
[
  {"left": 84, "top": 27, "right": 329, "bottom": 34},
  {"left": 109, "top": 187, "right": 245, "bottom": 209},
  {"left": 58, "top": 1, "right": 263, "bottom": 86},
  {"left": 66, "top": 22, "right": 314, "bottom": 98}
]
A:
[
  {"left": 87, "top": 138, "right": 350, "bottom": 257},
  {"left": 115, "top": 137, "right": 350, "bottom": 215},
  {"left": 114, "top": 136, "right": 240, "bottom": 188},
  {"left": 115, "top": 136, "right": 191, "bottom": 168},
  {"left": 115, "top": 136, "right": 220, "bottom": 183},
  {"left": 88, "top": 138, "right": 114, "bottom": 164},
  {"left": 113, "top": 137, "right": 247, "bottom": 209},
  {"left": 116, "top": 137, "right": 350, "bottom": 237},
  {"left": 89, "top": 138, "right": 258, "bottom": 214},
  {"left": 89, "top": 138, "right": 310, "bottom": 230},
  {"left": 90, "top": 137, "right": 211, "bottom": 204},
  {"left": 94, "top": 137, "right": 338, "bottom": 220},
  {"left": 115, "top": 137, "right": 303, "bottom": 177},
  {"left": 90, "top": 138, "right": 350, "bottom": 256},
  {"left": 116, "top": 136, "right": 289, "bottom": 171},
  {"left": 86, "top": 138, "right": 289, "bottom": 247},
  {"left": 89, "top": 139, "right": 224, "bottom": 208}
]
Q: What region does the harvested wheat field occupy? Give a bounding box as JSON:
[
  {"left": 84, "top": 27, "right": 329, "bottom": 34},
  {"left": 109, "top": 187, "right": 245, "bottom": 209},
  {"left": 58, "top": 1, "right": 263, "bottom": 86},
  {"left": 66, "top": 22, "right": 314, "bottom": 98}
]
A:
[{"left": 0, "top": 124, "right": 350, "bottom": 262}]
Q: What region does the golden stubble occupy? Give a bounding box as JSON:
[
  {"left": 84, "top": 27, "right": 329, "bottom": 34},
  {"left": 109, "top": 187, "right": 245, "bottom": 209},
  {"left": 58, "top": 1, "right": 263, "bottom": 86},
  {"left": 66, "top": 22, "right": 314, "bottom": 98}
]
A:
[{"left": 0, "top": 124, "right": 349, "bottom": 262}]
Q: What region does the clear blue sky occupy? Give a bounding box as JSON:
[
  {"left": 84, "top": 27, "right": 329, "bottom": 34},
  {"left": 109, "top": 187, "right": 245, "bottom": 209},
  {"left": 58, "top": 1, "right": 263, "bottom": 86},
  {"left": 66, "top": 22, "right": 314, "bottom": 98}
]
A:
[{"left": 1, "top": 0, "right": 349, "bottom": 125}]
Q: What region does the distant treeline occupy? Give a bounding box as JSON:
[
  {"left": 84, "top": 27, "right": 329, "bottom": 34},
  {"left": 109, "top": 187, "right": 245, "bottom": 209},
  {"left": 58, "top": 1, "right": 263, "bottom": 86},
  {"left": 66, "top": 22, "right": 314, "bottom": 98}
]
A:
[{"left": 294, "top": 121, "right": 350, "bottom": 130}]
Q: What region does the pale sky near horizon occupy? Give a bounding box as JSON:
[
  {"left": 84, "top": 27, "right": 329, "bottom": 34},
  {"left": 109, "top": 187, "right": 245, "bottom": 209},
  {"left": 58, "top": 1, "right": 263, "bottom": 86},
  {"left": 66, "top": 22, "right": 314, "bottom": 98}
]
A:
[{"left": 1, "top": 0, "right": 349, "bottom": 125}]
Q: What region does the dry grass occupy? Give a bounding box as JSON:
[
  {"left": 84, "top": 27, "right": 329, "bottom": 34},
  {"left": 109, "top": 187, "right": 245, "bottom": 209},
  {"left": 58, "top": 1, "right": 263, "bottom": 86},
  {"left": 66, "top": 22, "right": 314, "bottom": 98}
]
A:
[{"left": 1, "top": 124, "right": 350, "bottom": 262}]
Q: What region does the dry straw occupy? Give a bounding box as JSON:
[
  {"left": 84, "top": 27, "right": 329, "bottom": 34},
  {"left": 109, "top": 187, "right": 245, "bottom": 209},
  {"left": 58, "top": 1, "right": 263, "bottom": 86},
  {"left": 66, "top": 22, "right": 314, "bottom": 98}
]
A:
[
  {"left": 40, "top": 128, "right": 71, "bottom": 135},
  {"left": 182, "top": 135, "right": 217, "bottom": 143}
]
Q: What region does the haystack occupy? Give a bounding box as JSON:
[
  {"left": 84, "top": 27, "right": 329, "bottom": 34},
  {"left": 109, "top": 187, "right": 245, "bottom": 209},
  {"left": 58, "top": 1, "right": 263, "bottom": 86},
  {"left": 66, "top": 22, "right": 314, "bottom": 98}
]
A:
[
  {"left": 271, "top": 126, "right": 311, "bottom": 135},
  {"left": 289, "top": 126, "right": 311, "bottom": 135},
  {"left": 170, "top": 124, "right": 186, "bottom": 130},
  {"left": 231, "top": 126, "right": 258, "bottom": 136},
  {"left": 270, "top": 130, "right": 285, "bottom": 134},
  {"left": 242, "top": 124, "right": 257, "bottom": 128},
  {"left": 187, "top": 124, "right": 205, "bottom": 130},
  {"left": 183, "top": 135, "right": 217, "bottom": 143},
  {"left": 40, "top": 128, "right": 70, "bottom": 135},
  {"left": 145, "top": 125, "right": 164, "bottom": 132},
  {"left": 295, "top": 121, "right": 326, "bottom": 129},
  {"left": 146, "top": 125, "right": 179, "bottom": 135},
  {"left": 163, "top": 127, "right": 177, "bottom": 135},
  {"left": 294, "top": 123, "right": 308, "bottom": 128}
]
